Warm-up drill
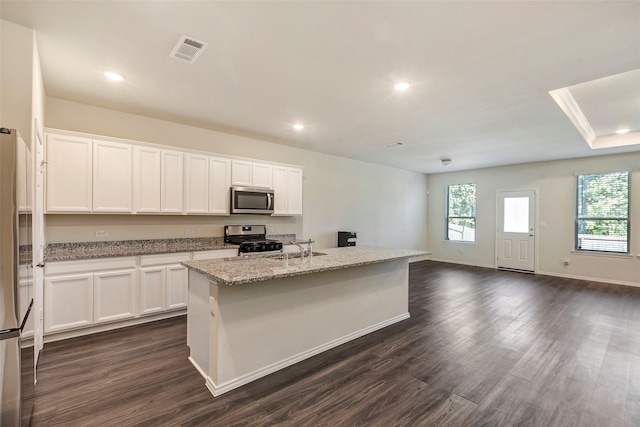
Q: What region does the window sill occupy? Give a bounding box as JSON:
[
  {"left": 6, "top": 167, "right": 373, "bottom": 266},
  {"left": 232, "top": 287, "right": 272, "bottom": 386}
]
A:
[
  {"left": 444, "top": 240, "right": 476, "bottom": 245},
  {"left": 571, "top": 250, "right": 634, "bottom": 259}
]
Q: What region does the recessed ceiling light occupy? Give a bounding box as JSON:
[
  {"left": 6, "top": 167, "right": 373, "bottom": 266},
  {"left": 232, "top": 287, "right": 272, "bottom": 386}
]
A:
[
  {"left": 293, "top": 124, "right": 305, "bottom": 130},
  {"left": 441, "top": 158, "right": 452, "bottom": 166},
  {"left": 394, "top": 82, "right": 410, "bottom": 91},
  {"left": 104, "top": 71, "right": 124, "bottom": 81},
  {"left": 615, "top": 128, "right": 631, "bottom": 134}
]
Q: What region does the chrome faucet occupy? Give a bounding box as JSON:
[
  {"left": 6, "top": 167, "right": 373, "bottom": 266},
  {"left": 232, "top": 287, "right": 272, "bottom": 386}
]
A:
[
  {"left": 307, "top": 239, "right": 314, "bottom": 258},
  {"left": 290, "top": 241, "right": 305, "bottom": 260}
]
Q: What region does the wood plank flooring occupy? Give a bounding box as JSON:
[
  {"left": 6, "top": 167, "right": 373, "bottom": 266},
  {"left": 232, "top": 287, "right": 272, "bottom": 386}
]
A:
[{"left": 29, "top": 261, "right": 640, "bottom": 426}]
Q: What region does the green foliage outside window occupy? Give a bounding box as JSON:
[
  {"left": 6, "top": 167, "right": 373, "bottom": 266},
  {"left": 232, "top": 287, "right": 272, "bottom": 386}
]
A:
[
  {"left": 447, "top": 183, "right": 476, "bottom": 242},
  {"left": 576, "top": 171, "right": 630, "bottom": 253}
]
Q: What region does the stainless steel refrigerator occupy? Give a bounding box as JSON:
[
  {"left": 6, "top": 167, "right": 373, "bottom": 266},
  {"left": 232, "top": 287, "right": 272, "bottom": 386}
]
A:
[{"left": 0, "top": 128, "right": 34, "bottom": 426}]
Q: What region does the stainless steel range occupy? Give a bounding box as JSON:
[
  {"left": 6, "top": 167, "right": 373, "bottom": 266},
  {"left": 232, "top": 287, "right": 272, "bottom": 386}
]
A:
[{"left": 224, "top": 225, "right": 283, "bottom": 254}]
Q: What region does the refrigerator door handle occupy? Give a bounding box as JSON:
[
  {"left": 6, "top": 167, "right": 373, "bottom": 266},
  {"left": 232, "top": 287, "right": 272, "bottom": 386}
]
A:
[{"left": 0, "top": 328, "right": 20, "bottom": 340}]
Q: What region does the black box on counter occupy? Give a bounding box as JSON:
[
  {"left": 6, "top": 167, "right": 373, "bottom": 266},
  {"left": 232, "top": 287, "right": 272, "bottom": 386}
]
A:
[{"left": 337, "top": 231, "right": 357, "bottom": 247}]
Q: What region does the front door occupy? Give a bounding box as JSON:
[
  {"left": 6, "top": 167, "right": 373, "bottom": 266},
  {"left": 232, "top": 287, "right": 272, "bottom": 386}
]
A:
[{"left": 497, "top": 190, "right": 536, "bottom": 272}]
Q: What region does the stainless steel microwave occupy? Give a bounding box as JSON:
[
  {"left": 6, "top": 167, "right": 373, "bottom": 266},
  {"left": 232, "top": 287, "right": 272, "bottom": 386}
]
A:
[{"left": 231, "top": 186, "right": 274, "bottom": 214}]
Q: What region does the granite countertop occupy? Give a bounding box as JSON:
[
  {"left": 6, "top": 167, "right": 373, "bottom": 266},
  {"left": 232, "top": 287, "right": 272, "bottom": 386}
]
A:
[
  {"left": 182, "top": 246, "right": 430, "bottom": 286},
  {"left": 43, "top": 234, "right": 295, "bottom": 262}
]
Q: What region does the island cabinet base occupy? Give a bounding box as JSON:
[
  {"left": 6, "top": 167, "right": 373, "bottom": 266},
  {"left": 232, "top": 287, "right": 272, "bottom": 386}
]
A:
[{"left": 187, "top": 258, "right": 410, "bottom": 396}]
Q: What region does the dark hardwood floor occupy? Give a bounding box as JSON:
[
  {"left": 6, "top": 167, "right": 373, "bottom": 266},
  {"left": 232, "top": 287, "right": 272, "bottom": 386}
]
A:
[{"left": 29, "top": 260, "right": 640, "bottom": 426}]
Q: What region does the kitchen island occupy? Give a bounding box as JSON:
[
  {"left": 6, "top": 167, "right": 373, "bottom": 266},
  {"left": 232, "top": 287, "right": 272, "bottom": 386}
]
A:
[{"left": 182, "top": 246, "right": 429, "bottom": 396}]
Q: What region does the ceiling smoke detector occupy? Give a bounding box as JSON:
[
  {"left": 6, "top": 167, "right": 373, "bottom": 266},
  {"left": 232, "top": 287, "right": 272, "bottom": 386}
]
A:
[{"left": 170, "top": 35, "right": 208, "bottom": 63}]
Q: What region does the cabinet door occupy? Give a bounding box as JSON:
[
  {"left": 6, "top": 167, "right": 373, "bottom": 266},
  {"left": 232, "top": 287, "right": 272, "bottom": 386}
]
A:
[
  {"left": 133, "top": 146, "right": 161, "bottom": 213},
  {"left": 209, "top": 157, "right": 231, "bottom": 214},
  {"left": 93, "top": 140, "right": 133, "bottom": 212},
  {"left": 166, "top": 264, "right": 187, "bottom": 310},
  {"left": 252, "top": 163, "right": 273, "bottom": 189},
  {"left": 94, "top": 269, "right": 136, "bottom": 323},
  {"left": 272, "top": 166, "right": 288, "bottom": 215},
  {"left": 231, "top": 160, "right": 252, "bottom": 187},
  {"left": 44, "top": 274, "right": 94, "bottom": 333},
  {"left": 288, "top": 168, "right": 303, "bottom": 215},
  {"left": 161, "top": 150, "right": 184, "bottom": 213},
  {"left": 45, "top": 133, "right": 93, "bottom": 212},
  {"left": 17, "top": 134, "right": 32, "bottom": 212},
  {"left": 185, "top": 153, "right": 210, "bottom": 214},
  {"left": 138, "top": 266, "right": 166, "bottom": 315},
  {"left": 19, "top": 279, "right": 33, "bottom": 337}
]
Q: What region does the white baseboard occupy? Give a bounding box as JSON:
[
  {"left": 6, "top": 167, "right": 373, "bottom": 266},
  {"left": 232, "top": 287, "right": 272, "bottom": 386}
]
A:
[
  {"left": 43, "top": 309, "right": 186, "bottom": 343},
  {"left": 200, "top": 312, "right": 411, "bottom": 397},
  {"left": 536, "top": 270, "right": 640, "bottom": 288},
  {"left": 426, "top": 258, "right": 640, "bottom": 289},
  {"left": 427, "top": 257, "right": 495, "bottom": 269}
]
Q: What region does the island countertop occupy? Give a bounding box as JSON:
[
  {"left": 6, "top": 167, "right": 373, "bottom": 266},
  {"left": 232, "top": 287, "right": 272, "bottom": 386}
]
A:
[{"left": 182, "top": 246, "right": 430, "bottom": 286}]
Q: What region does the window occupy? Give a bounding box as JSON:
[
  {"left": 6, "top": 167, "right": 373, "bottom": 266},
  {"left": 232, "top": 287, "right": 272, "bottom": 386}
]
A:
[
  {"left": 576, "top": 171, "right": 630, "bottom": 253},
  {"left": 446, "top": 183, "right": 476, "bottom": 242}
]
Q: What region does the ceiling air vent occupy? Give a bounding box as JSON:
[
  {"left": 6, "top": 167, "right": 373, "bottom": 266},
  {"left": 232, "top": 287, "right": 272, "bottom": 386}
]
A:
[{"left": 170, "top": 35, "right": 208, "bottom": 64}]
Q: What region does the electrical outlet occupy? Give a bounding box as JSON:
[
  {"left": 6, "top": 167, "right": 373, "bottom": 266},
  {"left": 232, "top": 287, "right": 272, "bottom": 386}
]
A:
[
  {"left": 96, "top": 230, "right": 108, "bottom": 238},
  {"left": 185, "top": 229, "right": 195, "bottom": 236},
  {"left": 563, "top": 258, "right": 570, "bottom": 266}
]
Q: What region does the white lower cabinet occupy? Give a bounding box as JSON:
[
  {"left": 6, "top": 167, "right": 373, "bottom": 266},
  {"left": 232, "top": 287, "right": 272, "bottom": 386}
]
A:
[
  {"left": 138, "top": 252, "right": 189, "bottom": 315},
  {"left": 19, "top": 265, "right": 34, "bottom": 337},
  {"left": 43, "top": 249, "right": 235, "bottom": 337},
  {"left": 44, "top": 273, "right": 94, "bottom": 333},
  {"left": 94, "top": 269, "right": 136, "bottom": 323},
  {"left": 44, "top": 257, "right": 136, "bottom": 334}
]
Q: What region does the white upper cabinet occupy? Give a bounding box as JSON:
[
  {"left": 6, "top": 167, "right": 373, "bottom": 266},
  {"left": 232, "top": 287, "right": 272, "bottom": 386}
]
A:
[
  {"left": 231, "top": 160, "right": 252, "bottom": 187},
  {"left": 93, "top": 140, "right": 132, "bottom": 213},
  {"left": 45, "top": 133, "right": 93, "bottom": 212},
  {"left": 272, "top": 166, "right": 289, "bottom": 215},
  {"left": 231, "top": 160, "right": 273, "bottom": 189},
  {"left": 161, "top": 150, "right": 184, "bottom": 213},
  {"left": 45, "top": 129, "right": 300, "bottom": 216},
  {"left": 272, "top": 166, "right": 303, "bottom": 216},
  {"left": 133, "top": 146, "right": 161, "bottom": 213},
  {"left": 252, "top": 162, "right": 273, "bottom": 189},
  {"left": 209, "top": 157, "right": 231, "bottom": 215},
  {"left": 185, "top": 153, "right": 210, "bottom": 214},
  {"left": 287, "top": 168, "right": 303, "bottom": 215}
]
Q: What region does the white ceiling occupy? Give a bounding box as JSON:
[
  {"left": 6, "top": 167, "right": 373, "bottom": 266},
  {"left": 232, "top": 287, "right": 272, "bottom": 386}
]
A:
[{"left": 2, "top": 1, "right": 640, "bottom": 174}]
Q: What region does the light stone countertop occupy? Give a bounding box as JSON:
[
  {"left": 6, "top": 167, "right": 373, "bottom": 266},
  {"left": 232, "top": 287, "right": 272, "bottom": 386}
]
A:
[
  {"left": 43, "top": 234, "right": 296, "bottom": 262},
  {"left": 182, "top": 246, "right": 431, "bottom": 286}
]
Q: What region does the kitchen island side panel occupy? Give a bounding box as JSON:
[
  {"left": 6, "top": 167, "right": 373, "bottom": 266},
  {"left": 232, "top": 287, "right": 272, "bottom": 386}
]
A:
[
  {"left": 186, "top": 270, "right": 211, "bottom": 380},
  {"left": 213, "top": 259, "right": 409, "bottom": 389}
]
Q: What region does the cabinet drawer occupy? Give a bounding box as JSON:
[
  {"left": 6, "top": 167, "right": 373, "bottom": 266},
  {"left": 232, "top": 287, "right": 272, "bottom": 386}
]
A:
[
  {"left": 45, "top": 257, "right": 137, "bottom": 276},
  {"left": 140, "top": 252, "right": 190, "bottom": 267}
]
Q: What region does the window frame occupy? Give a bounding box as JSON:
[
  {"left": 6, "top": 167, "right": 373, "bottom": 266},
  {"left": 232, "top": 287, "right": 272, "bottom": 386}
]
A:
[
  {"left": 574, "top": 171, "right": 631, "bottom": 254},
  {"left": 445, "top": 183, "right": 477, "bottom": 243}
]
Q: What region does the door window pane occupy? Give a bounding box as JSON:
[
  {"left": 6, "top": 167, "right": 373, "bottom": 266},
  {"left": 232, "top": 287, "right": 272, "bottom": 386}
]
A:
[{"left": 503, "top": 197, "right": 529, "bottom": 233}]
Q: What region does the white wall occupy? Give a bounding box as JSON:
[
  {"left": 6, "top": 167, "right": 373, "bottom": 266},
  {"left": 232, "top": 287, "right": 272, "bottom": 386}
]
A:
[
  {"left": 0, "top": 20, "right": 34, "bottom": 143},
  {"left": 427, "top": 153, "right": 640, "bottom": 286},
  {"left": 32, "top": 36, "right": 45, "bottom": 144},
  {"left": 44, "top": 97, "right": 429, "bottom": 250}
]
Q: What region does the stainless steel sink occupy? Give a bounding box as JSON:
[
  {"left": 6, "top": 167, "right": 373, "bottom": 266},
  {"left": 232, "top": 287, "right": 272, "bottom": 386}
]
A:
[{"left": 267, "top": 252, "right": 328, "bottom": 260}]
